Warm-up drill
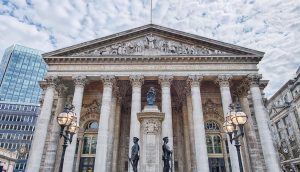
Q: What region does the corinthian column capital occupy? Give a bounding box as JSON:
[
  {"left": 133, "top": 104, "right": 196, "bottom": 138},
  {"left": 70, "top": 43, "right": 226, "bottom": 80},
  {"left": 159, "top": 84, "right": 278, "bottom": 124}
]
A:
[
  {"left": 45, "top": 75, "right": 59, "bottom": 88},
  {"left": 247, "top": 74, "right": 262, "bottom": 87},
  {"left": 101, "top": 75, "right": 116, "bottom": 88},
  {"left": 216, "top": 74, "right": 232, "bottom": 87},
  {"left": 158, "top": 75, "right": 173, "bottom": 87},
  {"left": 187, "top": 75, "right": 203, "bottom": 87},
  {"left": 72, "top": 75, "right": 87, "bottom": 87},
  {"left": 129, "top": 75, "right": 144, "bottom": 87},
  {"left": 56, "top": 84, "right": 68, "bottom": 98}
]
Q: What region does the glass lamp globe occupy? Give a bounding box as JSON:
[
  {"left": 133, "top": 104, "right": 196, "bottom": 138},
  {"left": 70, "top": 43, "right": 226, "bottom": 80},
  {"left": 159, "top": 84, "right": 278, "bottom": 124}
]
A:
[
  {"left": 230, "top": 111, "right": 248, "bottom": 125},
  {"left": 57, "top": 111, "right": 73, "bottom": 126},
  {"left": 68, "top": 121, "right": 79, "bottom": 134},
  {"left": 223, "top": 121, "right": 234, "bottom": 133}
]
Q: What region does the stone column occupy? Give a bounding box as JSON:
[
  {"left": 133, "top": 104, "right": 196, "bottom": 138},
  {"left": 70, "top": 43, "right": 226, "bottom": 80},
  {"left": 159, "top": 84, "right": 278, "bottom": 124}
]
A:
[
  {"left": 182, "top": 101, "right": 192, "bottom": 171},
  {"left": 128, "top": 75, "right": 144, "bottom": 172},
  {"left": 187, "top": 75, "right": 209, "bottom": 172},
  {"left": 186, "top": 91, "right": 197, "bottom": 171},
  {"left": 94, "top": 75, "right": 115, "bottom": 172},
  {"left": 26, "top": 75, "right": 58, "bottom": 172},
  {"left": 248, "top": 74, "right": 281, "bottom": 172},
  {"left": 107, "top": 86, "right": 119, "bottom": 171},
  {"left": 158, "top": 75, "right": 174, "bottom": 150},
  {"left": 111, "top": 97, "right": 122, "bottom": 172},
  {"left": 216, "top": 74, "right": 240, "bottom": 172},
  {"left": 43, "top": 83, "right": 68, "bottom": 172},
  {"left": 63, "top": 75, "right": 87, "bottom": 171},
  {"left": 237, "top": 80, "right": 265, "bottom": 172}
]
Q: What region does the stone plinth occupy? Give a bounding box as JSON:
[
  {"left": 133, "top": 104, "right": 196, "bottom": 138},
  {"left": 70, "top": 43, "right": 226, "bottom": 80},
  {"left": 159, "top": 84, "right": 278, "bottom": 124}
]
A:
[{"left": 137, "top": 105, "right": 165, "bottom": 172}]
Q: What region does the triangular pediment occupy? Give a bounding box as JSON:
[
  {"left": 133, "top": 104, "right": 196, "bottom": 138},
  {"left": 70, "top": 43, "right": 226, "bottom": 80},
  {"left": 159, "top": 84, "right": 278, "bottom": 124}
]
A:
[{"left": 43, "top": 24, "right": 264, "bottom": 57}]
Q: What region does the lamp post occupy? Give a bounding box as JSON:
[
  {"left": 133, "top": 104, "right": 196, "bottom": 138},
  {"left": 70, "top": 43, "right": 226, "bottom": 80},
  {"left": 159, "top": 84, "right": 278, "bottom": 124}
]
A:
[
  {"left": 223, "top": 103, "right": 248, "bottom": 172},
  {"left": 57, "top": 104, "right": 79, "bottom": 172}
]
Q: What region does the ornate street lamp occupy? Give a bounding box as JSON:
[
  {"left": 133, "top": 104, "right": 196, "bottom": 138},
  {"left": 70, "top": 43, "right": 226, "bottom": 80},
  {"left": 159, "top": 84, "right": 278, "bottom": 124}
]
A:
[
  {"left": 57, "top": 104, "right": 79, "bottom": 172},
  {"left": 223, "top": 103, "right": 248, "bottom": 172}
]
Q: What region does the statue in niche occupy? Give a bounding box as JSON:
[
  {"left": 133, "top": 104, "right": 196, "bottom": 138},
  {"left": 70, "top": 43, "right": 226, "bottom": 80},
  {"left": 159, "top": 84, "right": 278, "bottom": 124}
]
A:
[
  {"left": 146, "top": 87, "right": 156, "bottom": 105},
  {"left": 162, "top": 137, "right": 173, "bottom": 172},
  {"left": 129, "top": 137, "right": 140, "bottom": 172},
  {"left": 146, "top": 34, "right": 155, "bottom": 49}
]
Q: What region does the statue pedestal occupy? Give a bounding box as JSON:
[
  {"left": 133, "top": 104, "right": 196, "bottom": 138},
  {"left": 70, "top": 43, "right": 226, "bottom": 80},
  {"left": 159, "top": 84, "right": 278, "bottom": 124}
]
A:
[{"left": 138, "top": 105, "right": 165, "bottom": 172}]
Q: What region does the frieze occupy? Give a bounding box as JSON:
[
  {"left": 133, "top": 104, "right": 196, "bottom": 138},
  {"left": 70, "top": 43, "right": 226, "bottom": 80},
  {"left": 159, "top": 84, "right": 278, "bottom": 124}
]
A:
[
  {"left": 70, "top": 35, "right": 230, "bottom": 56},
  {"left": 81, "top": 100, "right": 100, "bottom": 116}
]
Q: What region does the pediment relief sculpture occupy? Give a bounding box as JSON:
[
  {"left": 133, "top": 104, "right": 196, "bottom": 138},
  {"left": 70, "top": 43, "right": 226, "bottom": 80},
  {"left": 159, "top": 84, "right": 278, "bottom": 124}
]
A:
[{"left": 70, "top": 34, "right": 230, "bottom": 56}]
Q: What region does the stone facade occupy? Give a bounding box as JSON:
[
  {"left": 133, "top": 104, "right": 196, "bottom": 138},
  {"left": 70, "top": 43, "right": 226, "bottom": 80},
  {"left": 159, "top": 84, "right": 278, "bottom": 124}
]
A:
[
  {"left": 267, "top": 67, "right": 300, "bottom": 172},
  {"left": 26, "top": 24, "right": 281, "bottom": 172}
]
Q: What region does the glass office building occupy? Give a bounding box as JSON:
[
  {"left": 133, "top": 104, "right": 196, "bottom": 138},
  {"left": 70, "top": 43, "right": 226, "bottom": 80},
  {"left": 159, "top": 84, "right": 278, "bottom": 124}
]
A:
[
  {"left": 0, "top": 44, "right": 47, "bottom": 104},
  {"left": 0, "top": 45, "right": 47, "bottom": 171}
]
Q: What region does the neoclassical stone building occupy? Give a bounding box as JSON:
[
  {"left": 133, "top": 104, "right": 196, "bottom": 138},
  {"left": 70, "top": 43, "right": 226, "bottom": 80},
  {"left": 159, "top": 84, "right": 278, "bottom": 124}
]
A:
[{"left": 26, "top": 24, "right": 281, "bottom": 172}]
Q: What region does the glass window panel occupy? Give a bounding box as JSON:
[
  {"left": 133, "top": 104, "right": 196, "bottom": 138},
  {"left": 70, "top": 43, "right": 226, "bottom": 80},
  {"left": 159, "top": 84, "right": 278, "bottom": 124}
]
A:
[
  {"left": 91, "top": 136, "right": 97, "bottom": 154},
  {"left": 213, "top": 136, "right": 222, "bottom": 153},
  {"left": 206, "top": 136, "right": 213, "bottom": 153},
  {"left": 82, "top": 136, "right": 91, "bottom": 154}
]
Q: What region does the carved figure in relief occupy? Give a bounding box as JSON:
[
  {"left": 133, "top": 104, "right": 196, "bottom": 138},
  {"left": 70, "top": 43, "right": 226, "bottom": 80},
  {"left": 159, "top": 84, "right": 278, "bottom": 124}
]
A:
[
  {"left": 146, "top": 87, "right": 156, "bottom": 105},
  {"left": 162, "top": 137, "right": 173, "bottom": 172},
  {"left": 111, "top": 44, "right": 118, "bottom": 54},
  {"left": 129, "top": 137, "right": 140, "bottom": 172},
  {"left": 146, "top": 34, "right": 155, "bottom": 49},
  {"left": 144, "top": 119, "right": 159, "bottom": 134}
]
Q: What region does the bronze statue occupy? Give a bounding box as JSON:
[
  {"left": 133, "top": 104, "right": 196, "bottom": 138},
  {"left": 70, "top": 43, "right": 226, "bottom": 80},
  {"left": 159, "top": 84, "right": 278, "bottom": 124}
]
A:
[
  {"left": 162, "top": 137, "right": 172, "bottom": 172},
  {"left": 129, "top": 137, "right": 140, "bottom": 172},
  {"left": 147, "top": 87, "right": 156, "bottom": 105}
]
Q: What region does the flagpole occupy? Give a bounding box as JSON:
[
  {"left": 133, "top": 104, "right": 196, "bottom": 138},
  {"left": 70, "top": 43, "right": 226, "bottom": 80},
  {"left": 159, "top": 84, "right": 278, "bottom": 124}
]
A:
[{"left": 150, "top": 0, "right": 152, "bottom": 24}]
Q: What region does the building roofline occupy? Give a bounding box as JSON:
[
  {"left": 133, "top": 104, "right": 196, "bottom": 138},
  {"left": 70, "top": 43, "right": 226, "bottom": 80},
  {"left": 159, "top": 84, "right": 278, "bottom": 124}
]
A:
[{"left": 43, "top": 24, "right": 265, "bottom": 57}]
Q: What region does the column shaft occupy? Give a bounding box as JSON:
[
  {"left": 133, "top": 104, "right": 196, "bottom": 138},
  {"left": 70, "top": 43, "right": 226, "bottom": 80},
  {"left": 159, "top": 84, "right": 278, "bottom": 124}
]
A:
[
  {"left": 248, "top": 74, "right": 281, "bottom": 172},
  {"left": 63, "top": 76, "right": 86, "bottom": 171},
  {"left": 43, "top": 84, "right": 68, "bottom": 172},
  {"left": 182, "top": 103, "right": 192, "bottom": 171},
  {"left": 94, "top": 76, "right": 115, "bottom": 172},
  {"left": 217, "top": 75, "right": 240, "bottom": 172},
  {"left": 26, "top": 76, "right": 57, "bottom": 172},
  {"left": 187, "top": 94, "right": 197, "bottom": 171},
  {"left": 159, "top": 75, "right": 174, "bottom": 149},
  {"left": 112, "top": 97, "right": 122, "bottom": 172},
  {"left": 128, "top": 75, "right": 143, "bottom": 172},
  {"left": 188, "top": 75, "right": 209, "bottom": 172},
  {"left": 107, "top": 87, "right": 118, "bottom": 171}
]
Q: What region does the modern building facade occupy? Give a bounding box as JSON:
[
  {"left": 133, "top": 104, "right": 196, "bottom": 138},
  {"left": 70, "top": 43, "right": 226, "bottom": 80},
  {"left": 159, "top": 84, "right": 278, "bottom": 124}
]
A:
[
  {"left": 267, "top": 67, "right": 300, "bottom": 172},
  {"left": 27, "top": 24, "right": 281, "bottom": 172},
  {"left": 0, "top": 44, "right": 47, "bottom": 104},
  {"left": 0, "top": 45, "right": 47, "bottom": 171}
]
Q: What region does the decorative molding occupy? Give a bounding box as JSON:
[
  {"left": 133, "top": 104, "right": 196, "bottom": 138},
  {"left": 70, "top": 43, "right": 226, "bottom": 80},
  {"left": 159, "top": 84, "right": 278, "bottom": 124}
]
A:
[
  {"left": 69, "top": 35, "right": 229, "bottom": 56},
  {"left": 56, "top": 84, "right": 68, "bottom": 98},
  {"left": 101, "top": 75, "right": 116, "bottom": 88},
  {"left": 203, "top": 99, "right": 220, "bottom": 115},
  {"left": 72, "top": 75, "right": 87, "bottom": 87},
  {"left": 158, "top": 75, "right": 173, "bottom": 87},
  {"left": 129, "top": 75, "right": 144, "bottom": 87},
  {"left": 81, "top": 100, "right": 101, "bottom": 116},
  {"left": 236, "top": 79, "right": 250, "bottom": 97},
  {"left": 44, "top": 55, "right": 262, "bottom": 65},
  {"left": 216, "top": 74, "right": 232, "bottom": 87},
  {"left": 45, "top": 75, "right": 59, "bottom": 88},
  {"left": 187, "top": 75, "right": 203, "bottom": 87},
  {"left": 247, "top": 74, "right": 262, "bottom": 87},
  {"left": 143, "top": 119, "right": 161, "bottom": 135}
]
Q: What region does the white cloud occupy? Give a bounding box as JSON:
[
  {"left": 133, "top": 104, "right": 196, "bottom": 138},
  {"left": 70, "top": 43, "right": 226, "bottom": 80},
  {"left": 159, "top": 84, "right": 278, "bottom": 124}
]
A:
[{"left": 0, "top": 0, "right": 299, "bottom": 97}]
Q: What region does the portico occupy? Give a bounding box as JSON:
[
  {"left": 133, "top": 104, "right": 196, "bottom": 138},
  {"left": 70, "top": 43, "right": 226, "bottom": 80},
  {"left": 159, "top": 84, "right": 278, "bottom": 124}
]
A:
[{"left": 26, "top": 24, "right": 280, "bottom": 172}]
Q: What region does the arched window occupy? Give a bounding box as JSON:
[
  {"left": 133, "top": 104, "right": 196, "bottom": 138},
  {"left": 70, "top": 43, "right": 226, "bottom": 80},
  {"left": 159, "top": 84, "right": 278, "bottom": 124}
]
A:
[
  {"left": 205, "top": 120, "right": 226, "bottom": 171},
  {"left": 79, "top": 121, "right": 98, "bottom": 172}
]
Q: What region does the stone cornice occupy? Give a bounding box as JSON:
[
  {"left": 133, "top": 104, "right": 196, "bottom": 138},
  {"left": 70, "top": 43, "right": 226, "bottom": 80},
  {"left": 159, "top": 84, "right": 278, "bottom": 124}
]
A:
[{"left": 43, "top": 55, "right": 262, "bottom": 65}]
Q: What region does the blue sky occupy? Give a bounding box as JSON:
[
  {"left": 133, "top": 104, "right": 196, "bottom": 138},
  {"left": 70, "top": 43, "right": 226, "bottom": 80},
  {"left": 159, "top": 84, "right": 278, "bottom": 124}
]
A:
[{"left": 0, "top": 0, "right": 299, "bottom": 97}]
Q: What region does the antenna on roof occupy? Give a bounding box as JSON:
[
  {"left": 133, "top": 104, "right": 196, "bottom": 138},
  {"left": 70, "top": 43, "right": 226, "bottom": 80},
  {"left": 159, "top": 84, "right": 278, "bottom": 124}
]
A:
[{"left": 150, "top": 0, "right": 153, "bottom": 24}]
